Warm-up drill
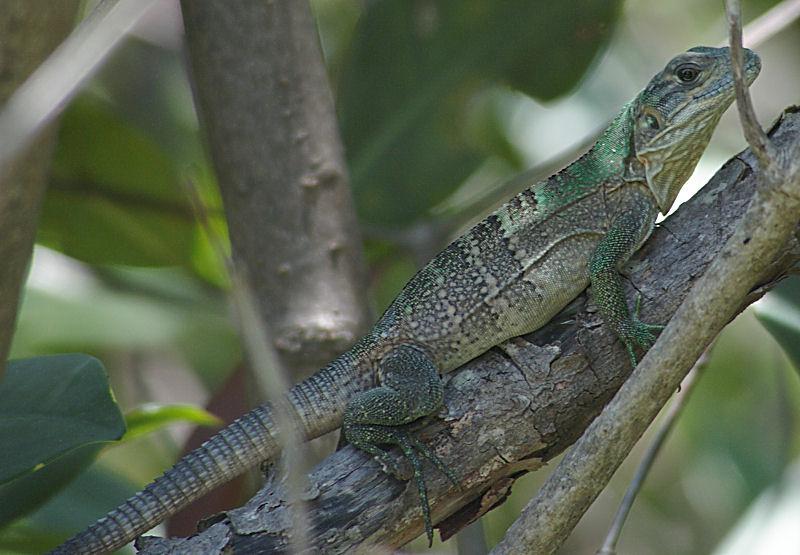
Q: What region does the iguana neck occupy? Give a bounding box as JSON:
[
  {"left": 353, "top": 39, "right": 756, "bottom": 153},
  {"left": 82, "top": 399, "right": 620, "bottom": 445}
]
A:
[
  {"left": 581, "top": 100, "right": 636, "bottom": 180},
  {"left": 535, "top": 101, "right": 636, "bottom": 209}
]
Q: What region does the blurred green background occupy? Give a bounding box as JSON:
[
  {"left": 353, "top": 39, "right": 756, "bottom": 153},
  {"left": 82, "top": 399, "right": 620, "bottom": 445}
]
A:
[{"left": 2, "top": 0, "right": 800, "bottom": 553}]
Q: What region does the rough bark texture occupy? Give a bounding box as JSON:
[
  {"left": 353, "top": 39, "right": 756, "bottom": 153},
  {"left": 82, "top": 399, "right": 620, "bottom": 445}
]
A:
[
  {"left": 0, "top": 1, "right": 80, "bottom": 375},
  {"left": 137, "top": 111, "right": 800, "bottom": 554},
  {"left": 181, "top": 0, "right": 369, "bottom": 378}
]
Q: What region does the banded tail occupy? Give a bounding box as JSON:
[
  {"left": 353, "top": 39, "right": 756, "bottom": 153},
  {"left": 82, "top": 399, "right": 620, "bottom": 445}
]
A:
[{"left": 51, "top": 353, "right": 367, "bottom": 554}]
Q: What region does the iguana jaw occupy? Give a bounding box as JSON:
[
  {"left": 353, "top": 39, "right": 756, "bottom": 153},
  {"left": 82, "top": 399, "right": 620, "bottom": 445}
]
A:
[{"left": 632, "top": 46, "right": 761, "bottom": 214}]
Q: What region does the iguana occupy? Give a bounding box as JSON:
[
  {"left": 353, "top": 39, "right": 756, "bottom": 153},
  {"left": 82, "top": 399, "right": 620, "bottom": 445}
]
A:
[{"left": 52, "top": 46, "right": 760, "bottom": 554}]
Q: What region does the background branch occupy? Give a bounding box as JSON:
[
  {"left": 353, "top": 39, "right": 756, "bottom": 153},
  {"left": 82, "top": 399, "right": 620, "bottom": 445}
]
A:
[
  {"left": 0, "top": 0, "right": 82, "bottom": 376},
  {"left": 181, "top": 0, "right": 369, "bottom": 381},
  {"left": 741, "top": 0, "right": 800, "bottom": 48},
  {"left": 597, "top": 346, "right": 712, "bottom": 555},
  {"left": 137, "top": 107, "right": 800, "bottom": 554}
]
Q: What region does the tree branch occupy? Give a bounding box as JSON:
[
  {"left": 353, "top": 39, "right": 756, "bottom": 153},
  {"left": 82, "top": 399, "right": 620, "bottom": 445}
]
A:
[
  {"left": 179, "top": 0, "right": 370, "bottom": 541},
  {"left": 726, "top": 0, "right": 775, "bottom": 167},
  {"left": 137, "top": 108, "right": 800, "bottom": 554},
  {"left": 0, "top": 0, "right": 82, "bottom": 376},
  {"left": 740, "top": 0, "right": 800, "bottom": 49},
  {"left": 598, "top": 346, "right": 712, "bottom": 555},
  {"left": 181, "top": 0, "right": 370, "bottom": 379}
]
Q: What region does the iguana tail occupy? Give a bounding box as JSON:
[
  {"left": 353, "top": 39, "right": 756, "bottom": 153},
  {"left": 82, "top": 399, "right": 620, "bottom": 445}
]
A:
[{"left": 51, "top": 351, "right": 369, "bottom": 554}]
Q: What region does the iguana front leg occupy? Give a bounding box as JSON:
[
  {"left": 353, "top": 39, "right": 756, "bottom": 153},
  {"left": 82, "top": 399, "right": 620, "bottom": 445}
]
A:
[
  {"left": 589, "top": 199, "right": 663, "bottom": 366},
  {"left": 343, "top": 344, "right": 456, "bottom": 546}
]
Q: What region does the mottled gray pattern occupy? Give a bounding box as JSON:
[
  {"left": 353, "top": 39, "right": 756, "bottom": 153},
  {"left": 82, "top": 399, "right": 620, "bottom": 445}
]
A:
[{"left": 372, "top": 175, "right": 662, "bottom": 373}]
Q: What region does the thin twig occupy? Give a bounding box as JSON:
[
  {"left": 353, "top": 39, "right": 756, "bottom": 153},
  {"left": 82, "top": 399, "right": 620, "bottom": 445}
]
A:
[
  {"left": 597, "top": 345, "right": 714, "bottom": 555},
  {"left": 716, "top": 0, "right": 800, "bottom": 48},
  {"left": 742, "top": 0, "right": 800, "bottom": 48},
  {"left": 0, "top": 0, "right": 158, "bottom": 180},
  {"left": 726, "top": 0, "right": 776, "bottom": 168},
  {"left": 181, "top": 178, "right": 311, "bottom": 554}
]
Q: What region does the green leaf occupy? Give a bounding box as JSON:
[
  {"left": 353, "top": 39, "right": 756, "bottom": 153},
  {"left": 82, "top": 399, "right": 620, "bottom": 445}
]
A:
[
  {"left": 337, "top": 0, "right": 620, "bottom": 225},
  {"left": 0, "top": 354, "right": 125, "bottom": 485},
  {"left": 38, "top": 94, "right": 196, "bottom": 267},
  {"left": 754, "top": 277, "right": 800, "bottom": 370},
  {"left": 0, "top": 355, "right": 125, "bottom": 524},
  {"left": 0, "top": 464, "right": 137, "bottom": 553},
  {"left": 37, "top": 38, "right": 230, "bottom": 285},
  {"left": 123, "top": 403, "right": 222, "bottom": 442},
  {"left": 0, "top": 444, "right": 101, "bottom": 527}
]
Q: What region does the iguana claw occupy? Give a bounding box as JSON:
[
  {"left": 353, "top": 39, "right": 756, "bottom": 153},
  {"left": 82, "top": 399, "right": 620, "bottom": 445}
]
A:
[
  {"left": 346, "top": 423, "right": 458, "bottom": 547},
  {"left": 621, "top": 293, "right": 665, "bottom": 366}
]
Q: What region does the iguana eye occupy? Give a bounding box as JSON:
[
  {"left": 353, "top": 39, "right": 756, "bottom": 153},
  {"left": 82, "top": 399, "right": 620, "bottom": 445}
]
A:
[
  {"left": 676, "top": 63, "right": 701, "bottom": 83},
  {"left": 645, "top": 114, "right": 660, "bottom": 130}
]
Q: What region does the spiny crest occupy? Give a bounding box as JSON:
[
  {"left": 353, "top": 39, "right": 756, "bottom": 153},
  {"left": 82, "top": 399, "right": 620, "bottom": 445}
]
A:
[{"left": 532, "top": 105, "right": 636, "bottom": 214}]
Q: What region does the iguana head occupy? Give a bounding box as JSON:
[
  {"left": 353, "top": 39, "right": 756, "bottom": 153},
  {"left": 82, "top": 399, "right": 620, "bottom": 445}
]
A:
[{"left": 632, "top": 46, "right": 761, "bottom": 214}]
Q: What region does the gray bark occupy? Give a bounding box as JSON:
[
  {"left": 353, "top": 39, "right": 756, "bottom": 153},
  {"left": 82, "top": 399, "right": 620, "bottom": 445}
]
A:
[
  {"left": 136, "top": 108, "right": 800, "bottom": 554},
  {"left": 0, "top": 1, "right": 81, "bottom": 375},
  {"left": 181, "top": 0, "right": 369, "bottom": 378}
]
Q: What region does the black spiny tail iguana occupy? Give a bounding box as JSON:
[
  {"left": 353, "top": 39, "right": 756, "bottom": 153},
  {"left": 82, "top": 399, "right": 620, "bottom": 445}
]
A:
[{"left": 52, "top": 46, "right": 761, "bottom": 554}]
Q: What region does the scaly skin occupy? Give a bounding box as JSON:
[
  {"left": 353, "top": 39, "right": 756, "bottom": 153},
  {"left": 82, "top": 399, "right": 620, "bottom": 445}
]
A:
[{"left": 52, "top": 46, "right": 760, "bottom": 553}]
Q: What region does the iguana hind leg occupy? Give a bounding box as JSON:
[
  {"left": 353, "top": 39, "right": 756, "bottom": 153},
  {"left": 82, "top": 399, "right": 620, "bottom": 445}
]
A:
[{"left": 343, "top": 344, "right": 454, "bottom": 546}]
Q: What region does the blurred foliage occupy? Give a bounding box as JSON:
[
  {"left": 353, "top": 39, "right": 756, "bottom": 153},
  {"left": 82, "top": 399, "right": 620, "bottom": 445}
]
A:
[
  {"left": 12, "top": 265, "right": 241, "bottom": 391},
  {"left": 0, "top": 355, "right": 124, "bottom": 526},
  {"left": 41, "top": 95, "right": 194, "bottom": 267},
  {"left": 123, "top": 403, "right": 222, "bottom": 442},
  {"left": 38, "top": 37, "right": 229, "bottom": 287},
  {"left": 754, "top": 277, "right": 800, "bottom": 371},
  {"left": 1, "top": 0, "right": 799, "bottom": 553},
  {"left": 338, "top": 0, "right": 619, "bottom": 225},
  {"left": 0, "top": 466, "right": 138, "bottom": 554}
]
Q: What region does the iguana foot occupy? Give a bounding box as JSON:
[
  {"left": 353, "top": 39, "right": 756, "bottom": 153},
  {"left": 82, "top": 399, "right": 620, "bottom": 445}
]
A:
[
  {"left": 346, "top": 423, "right": 457, "bottom": 546},
  {"left": 342, "top": 345, "right": 456, "bottom": 545},
  {"left": 619, "top": 294, "right": 664, "bottom": 366}
]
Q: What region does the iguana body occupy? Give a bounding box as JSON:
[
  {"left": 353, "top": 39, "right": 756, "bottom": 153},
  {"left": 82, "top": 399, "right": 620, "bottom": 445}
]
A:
[{"left": 53, "top": 46, "right": 760, "bottom": 554}]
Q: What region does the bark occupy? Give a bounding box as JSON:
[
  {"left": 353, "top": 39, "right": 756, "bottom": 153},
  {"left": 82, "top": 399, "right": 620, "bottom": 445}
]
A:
[
  {"left": 136, "top": 109, "right": 800, "bottom": 554},
  {"left": 181, "top": 0, "right": 369, "bottom": 379},
  {"left": 0, "top": 1, "right": 81, "bottom": 376}
]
